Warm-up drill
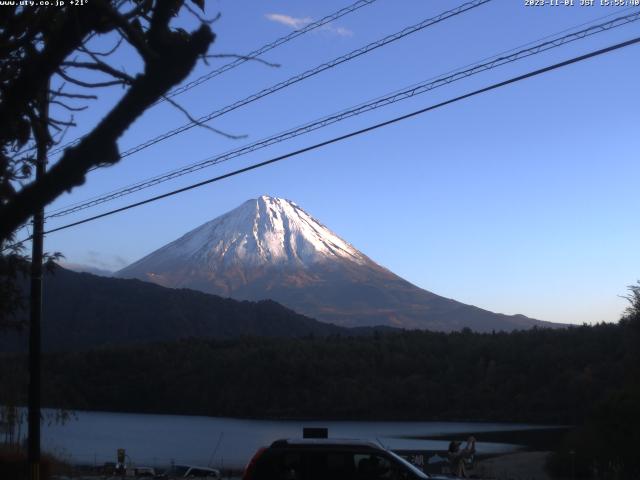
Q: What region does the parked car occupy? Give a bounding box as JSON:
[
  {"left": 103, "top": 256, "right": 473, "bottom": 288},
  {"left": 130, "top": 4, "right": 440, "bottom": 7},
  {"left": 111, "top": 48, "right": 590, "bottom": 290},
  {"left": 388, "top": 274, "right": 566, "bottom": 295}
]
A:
[
  {"left": 124, "top": 466, "right": 156, "bottom": 477},
  {"left": 171, "top": 464, "right": 221, "bottom": 479},
  {"left": 135, "top": 466, "right": 157, "bottom": 477},
  {"left": 242, "top": 438, "right": 432, "bottom": 480}
]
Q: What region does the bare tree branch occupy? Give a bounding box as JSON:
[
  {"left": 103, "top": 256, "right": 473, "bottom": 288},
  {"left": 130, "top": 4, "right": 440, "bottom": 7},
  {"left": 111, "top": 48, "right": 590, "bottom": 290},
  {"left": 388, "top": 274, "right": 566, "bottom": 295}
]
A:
[
  {"left": 48, "top": 117, "right": 77, "bottom": 128},
  {"left": 49, "top": 100, "right": 88, "bottom": 112},
  {"left": 122, "top": 0, "right": 153, "bottom": 20},
  {"left": 0, "top": 3, "right": 215, "bottom": 240},
  {"left": 183, "top": 3, "right": 221, "bottom": 25},
  {"left": 50, "top": 121, "right": 74, "bottom": 147},
  {"left": 78, "top": 36, "right": 124, "bottom": 57},
  {"left": 57, "top": 69, "right": 128, "bottom": 88},
  {"left": 60, "top": 60, "right": 135, "bottom": 84},
  {"left": 95, "top": 1, "right": 157, "bottom": 62},
  {"left": 49, "top": 90, "right": 98, "bottom": 100},
  {"left": 162, "top": 94, "right": 247, "bottom": 140},
  {"left": 0, "top": 8, "right": 99, "bottom": 136}
]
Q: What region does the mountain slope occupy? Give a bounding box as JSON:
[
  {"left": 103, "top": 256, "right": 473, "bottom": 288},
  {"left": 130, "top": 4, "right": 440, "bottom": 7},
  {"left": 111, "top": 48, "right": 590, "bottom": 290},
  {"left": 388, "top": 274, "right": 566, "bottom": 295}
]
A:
[{"left": 118, "top": 196, "right": 555, "bottom": 332}]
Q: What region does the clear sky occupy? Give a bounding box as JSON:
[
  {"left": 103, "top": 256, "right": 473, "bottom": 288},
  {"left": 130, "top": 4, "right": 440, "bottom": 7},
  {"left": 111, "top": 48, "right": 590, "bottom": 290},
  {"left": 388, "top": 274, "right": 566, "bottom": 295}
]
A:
[{"left": 36, "top": 0, "right": 640, "bottom": 325}]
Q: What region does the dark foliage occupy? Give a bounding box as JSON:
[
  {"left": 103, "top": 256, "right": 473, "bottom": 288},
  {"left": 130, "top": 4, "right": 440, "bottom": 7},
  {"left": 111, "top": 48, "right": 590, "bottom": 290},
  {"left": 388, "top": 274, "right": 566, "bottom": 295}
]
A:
[
  {"left": 548, "top": 385, "right": 640, "bottom": 479},
  {"left": 0, "top": 322, "right": 628, "bottom": 424},
  {"left": 0, "top": 267, "right": 347, "bottom": 352},
  {"left": 0, "top": 1, "right": 215, "bottom": 242},
  {"left": 0, "top": 1, "right": 217, "bottom": 335},
  {"left": 0, "top": 446, "right": 67, "bottom": 480},
  {"left": 0, "top": 252, "right": 29, "bottom": 330},
  {"left": 547, "top": 284, "right": 640, "bottom": 479}
]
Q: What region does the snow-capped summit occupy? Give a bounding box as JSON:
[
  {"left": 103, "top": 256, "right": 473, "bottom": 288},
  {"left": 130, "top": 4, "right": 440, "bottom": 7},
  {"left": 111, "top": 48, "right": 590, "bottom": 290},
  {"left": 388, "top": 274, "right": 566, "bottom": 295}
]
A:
[
  {"left": 118, "top": 196, "right": 555, "bottom": 332},
  {"left": 155, "top": 195, "right": 367, "bottom": 270},
  {"left": 118, "top": 195, "right": 378, "bottom": 295}
]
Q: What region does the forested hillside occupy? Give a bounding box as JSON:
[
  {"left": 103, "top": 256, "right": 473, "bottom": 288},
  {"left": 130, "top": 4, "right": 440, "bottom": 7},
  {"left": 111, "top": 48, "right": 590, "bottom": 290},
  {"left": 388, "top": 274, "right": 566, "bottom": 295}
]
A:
[
  {"left": 0, "top": 267, "right": 347, "bottom": 352},
  {"left": 0, "top": 322, "right": 631, "bottom": 423}
]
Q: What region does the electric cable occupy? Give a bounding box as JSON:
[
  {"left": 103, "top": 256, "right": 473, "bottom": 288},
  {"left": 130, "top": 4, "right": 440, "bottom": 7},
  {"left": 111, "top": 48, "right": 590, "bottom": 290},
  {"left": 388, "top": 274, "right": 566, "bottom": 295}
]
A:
[
  {"left": 41, "top": 3, "right": 639, "bottom": 161},
  {"left": 45, "top": 9, "right": 640, "bottom": 219},
  {"left": 53, "top": 0, "right": 491, "bottom": 166},
  {"left": 5, "top": 34, "right": 638, "bottom": 252},
  {"left": 47, "top": 0, "right": 381, "bottom": 157},
  {"left": 31, "top": 35, "right": 640, "bottom": 242},
  {"left": 162, "top": 0, "right": 379, "bottom": 101}
]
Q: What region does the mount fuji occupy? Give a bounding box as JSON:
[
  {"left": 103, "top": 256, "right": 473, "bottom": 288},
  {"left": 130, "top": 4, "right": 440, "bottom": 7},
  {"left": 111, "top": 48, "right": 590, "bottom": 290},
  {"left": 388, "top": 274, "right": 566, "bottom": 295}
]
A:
[{"left": 117, "top": 196, "right": 554, "bottom": 332}]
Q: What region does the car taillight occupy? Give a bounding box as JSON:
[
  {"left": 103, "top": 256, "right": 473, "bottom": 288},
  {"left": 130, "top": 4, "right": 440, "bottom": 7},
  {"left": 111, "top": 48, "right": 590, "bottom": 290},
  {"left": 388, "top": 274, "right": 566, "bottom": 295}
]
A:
[{"left": 242, "top": 446, "right": 267, "bottom": 480}]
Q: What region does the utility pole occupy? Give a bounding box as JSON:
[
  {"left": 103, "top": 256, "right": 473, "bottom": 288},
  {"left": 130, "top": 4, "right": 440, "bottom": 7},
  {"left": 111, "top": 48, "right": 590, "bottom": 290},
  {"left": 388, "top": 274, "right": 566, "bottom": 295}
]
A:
[{"left": 28, "top": 84, "right": 48, "bottom": 480}]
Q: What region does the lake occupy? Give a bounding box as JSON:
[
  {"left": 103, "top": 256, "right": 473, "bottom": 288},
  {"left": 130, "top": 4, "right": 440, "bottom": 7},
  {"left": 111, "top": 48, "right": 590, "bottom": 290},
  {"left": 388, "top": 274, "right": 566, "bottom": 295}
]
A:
[{"left": 40, "top": 410, "right": 553, "bottom": 469}]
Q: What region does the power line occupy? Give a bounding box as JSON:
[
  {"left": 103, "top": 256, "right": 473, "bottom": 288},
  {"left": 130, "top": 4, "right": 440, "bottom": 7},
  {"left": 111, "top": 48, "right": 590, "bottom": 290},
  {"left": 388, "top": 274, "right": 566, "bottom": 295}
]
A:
[
  {"left": 40, "top": 3, "right": 639, "bottom": 162},
  {"left": 95, "top": 0, "right": 492, "bottom": 161},
  {"left": 45, "top": 9, "right": 640, "bottom": 219},
  {"left": 162, "top": 0, "right": 379, "bottom": 101},
  {"left": 34, "top": 35, "right": 640, "bottom": 241},
  {"left": 5, "top": 34, "right": 638, "bottom": 252},
  {"left": 37, "top": 4, "right": 635, "bottom": 163},
  {"left": 47, "top": 0, "right": 381, "bottom": 157}
]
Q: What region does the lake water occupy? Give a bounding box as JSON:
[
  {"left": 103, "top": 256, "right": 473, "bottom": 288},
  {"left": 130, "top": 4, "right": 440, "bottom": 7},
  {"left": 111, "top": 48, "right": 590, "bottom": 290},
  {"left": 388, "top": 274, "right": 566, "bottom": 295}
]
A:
[{"left": 40, "top": 410, "right": 549, "bottom": 469}]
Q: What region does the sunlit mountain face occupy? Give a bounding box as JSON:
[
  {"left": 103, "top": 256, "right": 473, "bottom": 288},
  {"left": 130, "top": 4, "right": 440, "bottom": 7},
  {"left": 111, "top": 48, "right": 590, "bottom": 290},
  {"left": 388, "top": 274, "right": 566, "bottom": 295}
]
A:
[{"left": 118, "top": 195, "right": 555, "bottom": 332}]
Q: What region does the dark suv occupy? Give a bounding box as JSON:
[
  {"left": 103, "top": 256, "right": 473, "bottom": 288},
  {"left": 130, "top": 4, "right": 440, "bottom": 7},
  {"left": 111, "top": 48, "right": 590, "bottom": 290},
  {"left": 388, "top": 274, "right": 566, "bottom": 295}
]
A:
[{"left": 242, "top": 438, "right": 430, "bottom": 480}]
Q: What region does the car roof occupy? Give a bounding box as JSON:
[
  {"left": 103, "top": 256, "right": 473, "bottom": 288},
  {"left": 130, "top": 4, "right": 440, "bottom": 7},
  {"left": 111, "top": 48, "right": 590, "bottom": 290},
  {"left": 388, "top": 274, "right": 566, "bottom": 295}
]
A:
[
  {"left": 270, "top": 438, "right": 385, "bottom": 450},
  {"left": 175, "top": 464, "right": 220, "bottom": 471}
]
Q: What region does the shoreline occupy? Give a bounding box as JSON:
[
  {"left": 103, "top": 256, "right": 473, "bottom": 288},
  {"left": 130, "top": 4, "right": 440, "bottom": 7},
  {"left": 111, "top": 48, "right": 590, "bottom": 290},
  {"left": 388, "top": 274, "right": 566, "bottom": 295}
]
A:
[
  {"left": 413, "top": 426, "right": 569, "bottom": 452},
  {"left": 475, "top": 451, "right": 553, "bottom": 480}
]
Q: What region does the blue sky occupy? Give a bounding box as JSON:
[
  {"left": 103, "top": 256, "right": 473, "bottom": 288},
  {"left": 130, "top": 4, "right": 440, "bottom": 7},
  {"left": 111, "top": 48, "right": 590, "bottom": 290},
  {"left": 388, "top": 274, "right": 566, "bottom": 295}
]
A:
[{"left": 38, "top": 0, "right": 640, "bottom": 325}]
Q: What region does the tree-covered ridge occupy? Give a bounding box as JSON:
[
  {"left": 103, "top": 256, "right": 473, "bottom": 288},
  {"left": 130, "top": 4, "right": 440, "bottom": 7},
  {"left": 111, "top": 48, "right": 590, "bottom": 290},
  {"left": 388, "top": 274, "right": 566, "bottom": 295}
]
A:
[
  {"left": 3, "top": 285, "right": 638, "bottom": 478},
  {"left": 0, "top": 267, "right": 348, "bottom": 353},
  {"left": 0, "top": 322, "right": 629, "bottom": 424}
]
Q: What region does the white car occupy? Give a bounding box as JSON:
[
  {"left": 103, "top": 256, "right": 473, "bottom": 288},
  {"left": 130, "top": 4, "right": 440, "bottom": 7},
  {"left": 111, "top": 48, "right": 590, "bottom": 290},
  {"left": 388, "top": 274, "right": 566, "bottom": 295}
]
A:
[{"left": 172, "top": 464, "right": 221, "bottom": 479}]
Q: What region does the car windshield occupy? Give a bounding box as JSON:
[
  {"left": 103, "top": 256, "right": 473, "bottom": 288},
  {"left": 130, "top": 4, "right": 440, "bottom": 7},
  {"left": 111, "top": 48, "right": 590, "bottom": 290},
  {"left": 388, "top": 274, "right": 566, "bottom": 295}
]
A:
[{"left": 387, "top": 450, "right": 429, "bottom": 479}]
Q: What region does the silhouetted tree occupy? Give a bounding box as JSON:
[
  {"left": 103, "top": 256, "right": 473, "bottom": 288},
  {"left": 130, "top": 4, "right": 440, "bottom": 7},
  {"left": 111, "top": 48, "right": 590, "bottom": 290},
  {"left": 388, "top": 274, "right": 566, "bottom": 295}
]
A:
[
  {"left": 620, "top": 282, "right": 640, "bottom": 326},
  {"left": 0, "top": 0, "right": 218, "bottom": 323},
  {"left": 548, "top": 283, "right": 640, "bottom": 479}
]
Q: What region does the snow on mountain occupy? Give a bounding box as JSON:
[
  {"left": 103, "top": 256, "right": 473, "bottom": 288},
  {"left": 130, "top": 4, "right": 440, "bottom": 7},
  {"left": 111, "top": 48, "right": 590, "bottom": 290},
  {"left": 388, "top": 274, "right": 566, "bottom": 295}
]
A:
[
  {"left": 126, "top": 196, "right": 366, "bottom": 272},
  {"left": 118, "top": 195, "right": 556, "bottom": 332}
]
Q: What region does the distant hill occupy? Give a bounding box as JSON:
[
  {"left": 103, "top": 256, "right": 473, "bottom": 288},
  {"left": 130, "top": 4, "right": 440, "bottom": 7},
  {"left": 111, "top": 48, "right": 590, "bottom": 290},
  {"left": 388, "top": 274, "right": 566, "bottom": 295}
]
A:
[
  {"left": 118, "top": 195, "right": 557, "bottom": 332},
  {"left": 0, "top": 267, "right": 347, "bottom": 353}
]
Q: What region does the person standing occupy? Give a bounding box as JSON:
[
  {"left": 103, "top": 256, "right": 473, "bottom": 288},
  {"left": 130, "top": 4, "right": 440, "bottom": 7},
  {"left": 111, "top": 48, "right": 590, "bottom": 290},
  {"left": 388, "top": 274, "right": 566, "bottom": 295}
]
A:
[{"left": 448, "top": 436, "right": 476, "bottom": 478}]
